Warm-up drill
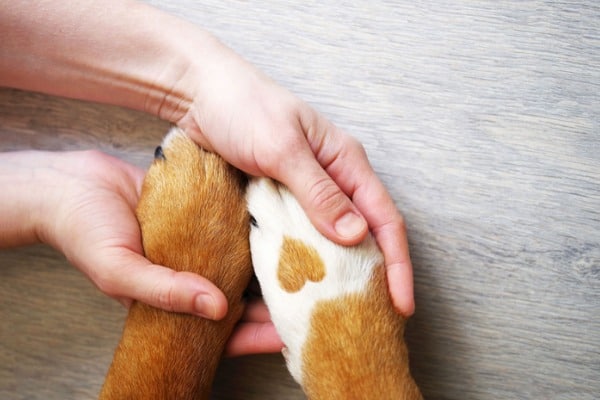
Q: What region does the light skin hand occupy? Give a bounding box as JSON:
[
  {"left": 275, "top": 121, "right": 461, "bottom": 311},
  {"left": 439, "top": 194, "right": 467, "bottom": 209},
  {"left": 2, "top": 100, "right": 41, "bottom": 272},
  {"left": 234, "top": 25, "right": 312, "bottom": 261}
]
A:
[
  {"left": 0, "top": 151, "right": 282, "bottom": 357},
  {"left": 224, "top": 298, "right": 280, "bottom": 357}
]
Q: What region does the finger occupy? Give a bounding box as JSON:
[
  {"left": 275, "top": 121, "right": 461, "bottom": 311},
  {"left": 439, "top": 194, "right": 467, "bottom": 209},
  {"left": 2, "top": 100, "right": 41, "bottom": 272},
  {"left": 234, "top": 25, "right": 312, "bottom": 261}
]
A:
[
  {"left": 375, "top": 219, "right": 415, "bottom": 317},
  {"left": 352, "top": 176, "right": 415, "bottom": 317},
  {"left": 224, "top": 322, "right": 283, "bottom": 357},
  {"left": 300, "top": 116, "right": 415, "bottom": 316},
  {"left": 240, "top": 298, "right": 272, "bottom": 323},
  {"left": 95, "top": 249, "right": 229, "bottom": 320},
  {"left": 270, "top": 137, "right": 368, "bottom": 246}
]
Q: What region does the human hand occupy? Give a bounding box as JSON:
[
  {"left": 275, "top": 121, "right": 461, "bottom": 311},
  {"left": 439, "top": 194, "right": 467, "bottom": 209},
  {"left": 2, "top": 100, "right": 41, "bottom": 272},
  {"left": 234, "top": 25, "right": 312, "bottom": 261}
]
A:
[
  {"left": 0, "top": 150, "right": 281, "bottom": 356},
  {"left": 176, "top": 44, "right": 415, "bottom": 316},
  {"left": 0, "top": 0, "right": 414, "bottom": 316},
  {"left": 0, "top": 0, "right": 413, "bottom": 317}
]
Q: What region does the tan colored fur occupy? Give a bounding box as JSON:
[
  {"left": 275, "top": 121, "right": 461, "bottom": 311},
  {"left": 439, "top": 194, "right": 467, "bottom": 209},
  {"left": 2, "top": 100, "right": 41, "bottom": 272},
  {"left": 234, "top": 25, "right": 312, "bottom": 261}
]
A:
[
  {"left": 301, "top": 265, "right": 422, "bottom": 400},
  {"left": 99, "top": 131, "right": 252, "bottom": 399},
  {"left": 278, "top": 237, "right": 326, "bottom": 293}
]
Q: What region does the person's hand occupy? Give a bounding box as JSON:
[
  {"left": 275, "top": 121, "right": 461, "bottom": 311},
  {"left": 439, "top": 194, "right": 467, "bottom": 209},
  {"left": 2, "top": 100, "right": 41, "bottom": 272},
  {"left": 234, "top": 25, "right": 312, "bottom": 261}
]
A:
[
  {"left": 176, "top": 44, "right": 415, "bottom": 316},
  {"left": 0, "top": 0, "right": 414, "bottom": 316},
  {"left": 0, "top": 150, "right": 282, "bottom": 356}
]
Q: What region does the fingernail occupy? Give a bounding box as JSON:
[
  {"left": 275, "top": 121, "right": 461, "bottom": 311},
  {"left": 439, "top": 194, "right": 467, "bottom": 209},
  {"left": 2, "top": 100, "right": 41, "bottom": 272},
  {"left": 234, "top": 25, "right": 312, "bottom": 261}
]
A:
[
  {"left": 334, "top": 212, "right": 366, "bottom": 239},
  {"left": 195, "top": 294, "right": 217, "bottom": 320}
]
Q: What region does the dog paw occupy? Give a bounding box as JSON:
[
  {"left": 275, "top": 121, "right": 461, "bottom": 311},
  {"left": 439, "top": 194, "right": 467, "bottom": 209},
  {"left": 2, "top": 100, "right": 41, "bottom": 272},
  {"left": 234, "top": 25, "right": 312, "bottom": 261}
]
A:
[{"left": 246, "top": 178, "right": 383, "bottom": 383}]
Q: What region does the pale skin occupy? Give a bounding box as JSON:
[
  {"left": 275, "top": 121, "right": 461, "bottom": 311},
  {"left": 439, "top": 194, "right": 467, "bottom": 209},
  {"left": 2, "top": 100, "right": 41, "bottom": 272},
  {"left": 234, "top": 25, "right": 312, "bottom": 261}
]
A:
[{"left": 0, "top": 0, "right": 414, "bottom": 356}]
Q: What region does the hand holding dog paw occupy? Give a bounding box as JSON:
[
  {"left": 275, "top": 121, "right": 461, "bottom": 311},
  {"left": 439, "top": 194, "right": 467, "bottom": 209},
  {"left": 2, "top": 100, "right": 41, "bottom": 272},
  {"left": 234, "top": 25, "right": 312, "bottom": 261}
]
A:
[
  {"left": 176, "top": 44, "right": 415, "bottom": 316},
  {"left": 0, "top": 150, "right": 282, "bottom": 355},
  {"left": 0, "top": 0, "right": 414, "bottom": 317}
]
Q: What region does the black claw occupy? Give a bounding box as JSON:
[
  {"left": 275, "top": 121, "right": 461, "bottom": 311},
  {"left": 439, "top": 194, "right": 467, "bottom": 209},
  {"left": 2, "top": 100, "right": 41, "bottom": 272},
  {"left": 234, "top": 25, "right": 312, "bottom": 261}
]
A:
[
  {"left": 249, "top": 215, "right": 258, "bottom": 228},
  {"left": 154, "top": 145, "right": 166, "bottom": 160}
]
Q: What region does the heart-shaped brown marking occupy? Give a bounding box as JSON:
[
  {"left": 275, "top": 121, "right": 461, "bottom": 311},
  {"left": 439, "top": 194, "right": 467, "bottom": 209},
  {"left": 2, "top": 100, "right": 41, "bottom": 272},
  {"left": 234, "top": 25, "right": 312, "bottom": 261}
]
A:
[{"left": 278, "top": 236, "right": 326, "bottom": 293}]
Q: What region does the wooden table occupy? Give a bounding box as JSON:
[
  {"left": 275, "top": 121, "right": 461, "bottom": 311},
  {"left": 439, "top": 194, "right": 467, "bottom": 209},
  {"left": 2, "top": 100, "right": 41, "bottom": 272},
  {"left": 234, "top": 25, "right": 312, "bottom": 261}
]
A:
[{"left": 1, "top": 1, "right": 598, "bottom": 399}]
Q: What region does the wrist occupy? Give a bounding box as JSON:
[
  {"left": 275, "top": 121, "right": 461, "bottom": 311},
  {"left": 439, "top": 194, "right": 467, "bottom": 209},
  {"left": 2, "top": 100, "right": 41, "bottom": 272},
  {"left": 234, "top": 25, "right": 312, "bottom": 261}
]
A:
[
  {"left": 140, "top": 21, "right": 225, "bottom": 124},
  {"left": 0, "top": 152, "right": 55, "bottom": 248},
  {"left": 0, "top": 0, "right": 223, "bottom": 125}
]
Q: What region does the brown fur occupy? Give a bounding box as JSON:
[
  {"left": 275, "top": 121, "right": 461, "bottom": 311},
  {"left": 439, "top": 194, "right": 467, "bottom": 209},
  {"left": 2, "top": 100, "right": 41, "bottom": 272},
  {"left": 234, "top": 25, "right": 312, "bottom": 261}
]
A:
[
  {"left": 278, "top": 237, "right": 326, "bottom": 293},
  {"left": 301, "top": 264, "right": 423, "bottom": 400},
  {"left": 99, "top": 131, "right": 252, "bottom": 399}
]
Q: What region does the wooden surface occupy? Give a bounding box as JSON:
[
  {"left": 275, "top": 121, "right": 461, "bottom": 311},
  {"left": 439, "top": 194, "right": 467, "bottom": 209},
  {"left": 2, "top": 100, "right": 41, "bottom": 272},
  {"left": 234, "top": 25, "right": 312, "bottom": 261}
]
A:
[{"left": 1, "top": 1, "right": 599, "bottom": 399}]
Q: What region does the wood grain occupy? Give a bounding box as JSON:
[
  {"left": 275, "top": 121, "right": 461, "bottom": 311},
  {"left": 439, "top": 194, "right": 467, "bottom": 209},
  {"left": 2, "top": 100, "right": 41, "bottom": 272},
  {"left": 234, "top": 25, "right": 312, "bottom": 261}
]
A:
[{"left": 1, "top": 1, "right": 599, "bottom": 399}]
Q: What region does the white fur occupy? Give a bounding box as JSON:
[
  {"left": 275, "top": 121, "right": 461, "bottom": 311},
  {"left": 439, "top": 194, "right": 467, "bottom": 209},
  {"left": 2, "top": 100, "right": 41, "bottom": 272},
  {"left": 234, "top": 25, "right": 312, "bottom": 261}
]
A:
[
  {"left": 247, "top": 178, "right": 383, "bottom": 385},
  {"left": 161, "top": 126, "right": 186, "bottom": 148}
]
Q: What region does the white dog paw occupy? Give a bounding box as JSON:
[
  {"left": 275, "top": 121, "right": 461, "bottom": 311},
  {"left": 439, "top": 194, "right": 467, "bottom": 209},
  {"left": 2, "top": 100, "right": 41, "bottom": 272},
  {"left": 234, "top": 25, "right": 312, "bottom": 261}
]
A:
[{"left": 246, "top": 178, "right": 383, "bottom": 384}]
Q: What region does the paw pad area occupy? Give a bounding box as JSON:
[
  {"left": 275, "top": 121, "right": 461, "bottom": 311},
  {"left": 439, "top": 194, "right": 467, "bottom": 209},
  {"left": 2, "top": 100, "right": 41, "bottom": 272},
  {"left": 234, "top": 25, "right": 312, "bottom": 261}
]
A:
[{"left": 277, "top": 237, "right": 326, "bottom": 293}]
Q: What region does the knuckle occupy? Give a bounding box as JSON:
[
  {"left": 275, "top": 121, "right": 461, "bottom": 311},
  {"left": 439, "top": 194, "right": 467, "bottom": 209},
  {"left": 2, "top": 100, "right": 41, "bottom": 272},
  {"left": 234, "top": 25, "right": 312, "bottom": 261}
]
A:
[
  {"left": 395, "top": 213, "right": 408, "bottom": 234},
  {"left": 375, "top": 211, "right": 408, "bottom": 239},
  {"left": 344, "top": 134, "right": 362, "bottom": 150},
  {"left": 344, "top": 134, "right": 368, "bottom": 159},
  {"left": 390, "top": 209, "right": 407, "bottom": 230},
  {"left": 153, "top": 278, "right": 177, "bottom": 312},
  {"left": 308, "top": 178, "right": 346, "bottom": 215}
]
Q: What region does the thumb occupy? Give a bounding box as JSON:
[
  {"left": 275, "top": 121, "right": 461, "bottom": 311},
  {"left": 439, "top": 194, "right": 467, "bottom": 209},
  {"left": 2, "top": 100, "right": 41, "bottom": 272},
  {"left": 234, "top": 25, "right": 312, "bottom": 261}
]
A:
[
  {"left": 95, "top": 249, "right": 228, "bottom": 320},
  {"left": 275, "top": 147, "right": 368, "bottom": 246}
]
